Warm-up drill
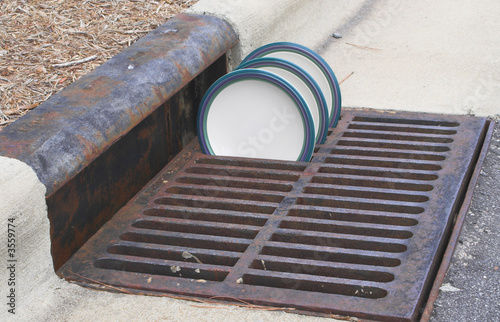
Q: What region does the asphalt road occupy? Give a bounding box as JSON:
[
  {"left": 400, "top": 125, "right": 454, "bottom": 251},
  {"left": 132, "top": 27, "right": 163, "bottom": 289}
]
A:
[{"left": 431, "top": 125, "right": 500, "bottom": 321}]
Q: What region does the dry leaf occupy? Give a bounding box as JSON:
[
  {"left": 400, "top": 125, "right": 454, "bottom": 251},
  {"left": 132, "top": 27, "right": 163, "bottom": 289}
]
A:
[{"left": 0, "top": 0, "right": 198, "bottom": 128}]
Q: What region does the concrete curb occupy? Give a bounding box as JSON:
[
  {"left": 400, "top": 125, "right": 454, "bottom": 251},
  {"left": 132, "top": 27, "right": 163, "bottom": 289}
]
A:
[{"left": 187, "top": 0, "right": 368, "bottom": 70}]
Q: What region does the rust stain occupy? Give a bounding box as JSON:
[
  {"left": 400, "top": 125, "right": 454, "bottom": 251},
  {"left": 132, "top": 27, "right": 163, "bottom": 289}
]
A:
[
  {"left": 58, "top": 76, "right": 125, "bottom": 108},
  {"left": 58, "top": 109, "right": 490, "bottom": 321}
]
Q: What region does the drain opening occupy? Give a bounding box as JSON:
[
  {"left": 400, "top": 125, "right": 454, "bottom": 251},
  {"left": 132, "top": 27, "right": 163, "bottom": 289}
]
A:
[
  {"left": 310, "top": 175, "right": 434, "bottom": 191},
  {"left": 342, "top": 131, "right": 454, "bottom": 143},
  {"left": 175, "top": 176, "right": 294, "bottom": 192},
  {"left": 336, "top": 139, "right": 452, "bottom": 152},
  {"left": 318, "top": 165, "right": 440, "bottom": 180},
  {"left": 120, "top": 232, "right": 250, "bottom": 252},
  {"left": 143, "top": 208, "right": 269, "bottom": 226},
  {"left": 303, "top": 186, "right": 430, "bottom": 202},
  {"left": 260, "top": 245, "right": 402, "bottom": 267},
  {"left": 324, "top": 157, "right": 443, "bottom": 171},
  {"left": 347, "top": 123, "right": 458, "bottom": 135},
  {"left": 165, "top": 186, "right": 286, "bottom": 203},
  {"left": 286, "top": 208, "right": 419, "bottom": 226},
  {"left": 330, "top": 147, "right": 447, "bottom": 161},
  {"left": 242, "top": 272, "right": 389, "bottom": 299},
  {"left": 185, "top": 166, "right": 301, "bottom": 181},
  {"left": 277, "top": 220, "right": 413, "bottom": 239},
  {"left": 94, "top": 258, "right": 230, "bottom": 281},
  {"left": 297, "top": 197, "right": 425, "bottom": 214},
  {"left": 154, "top": 196, "right": 277, "bottom": 214},
  {"left": 249, "top": 259, "right": 395, "bottom": 282},
  {"left": 132, "top": 220, "right": 260, "bottom": 239},
  {"left": 270, "top": 232, "right": 408, "bottom": 253},
  {"left": 106, "top": 245, "right": 240, "bottom": 267},
  {"left": 194, "top": 157, "right": 307, "bottom": 171},
  {"left": 59, "top": 109, "right": 490, "bottom": 321},
  {"left": 351, "top": 116, "right": 460, "bottom": 127}
]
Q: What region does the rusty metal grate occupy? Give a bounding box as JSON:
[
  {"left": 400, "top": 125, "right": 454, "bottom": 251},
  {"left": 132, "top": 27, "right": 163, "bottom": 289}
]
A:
[{"left": 59, "top": 108, "right": 492, "bottom": 321}]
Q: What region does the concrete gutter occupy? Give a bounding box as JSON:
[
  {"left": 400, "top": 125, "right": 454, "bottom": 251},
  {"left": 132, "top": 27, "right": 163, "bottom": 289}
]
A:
[
  {"left": 0, "top": 157, "right": 50, "bottom": 317},
  {"left": 1, "top": 0, "right": 499, "bottom": 321}
]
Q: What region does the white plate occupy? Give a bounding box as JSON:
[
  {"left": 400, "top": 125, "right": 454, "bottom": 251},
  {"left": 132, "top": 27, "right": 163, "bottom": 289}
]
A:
[
  {"left": 236, "top": 57, "right": 328, "bottom": 144},
  {"left": 242, "top": 42, "right": 341, "bottom": 128},
  {"left": 197, "top": 69, "right": 315, "bottom": 162}
]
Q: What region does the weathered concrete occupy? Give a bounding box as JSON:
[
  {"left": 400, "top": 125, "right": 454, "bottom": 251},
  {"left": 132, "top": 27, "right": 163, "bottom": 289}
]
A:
[
  {"left": 317, "top": 0, "right": 500, "bottom": 118},
  {"left": 187, "top": 0, "right": 367, "bottom": 70},
  {"left": 0, "top": 157, "right": 52, "bottom": 319},
  {"left": 189, "top": 0, "right": 500, "bottom": 118}
]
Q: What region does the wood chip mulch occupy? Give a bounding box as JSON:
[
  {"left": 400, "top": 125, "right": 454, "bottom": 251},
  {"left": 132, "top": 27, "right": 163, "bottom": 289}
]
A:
[{"left": 0, "top": 0, "right": 198, "bottom": 129}]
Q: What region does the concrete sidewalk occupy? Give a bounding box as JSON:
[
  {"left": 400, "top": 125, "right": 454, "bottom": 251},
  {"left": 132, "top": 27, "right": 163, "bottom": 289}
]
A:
[{"left": 1, "top": 0, "right": 499, "bottom": 321}]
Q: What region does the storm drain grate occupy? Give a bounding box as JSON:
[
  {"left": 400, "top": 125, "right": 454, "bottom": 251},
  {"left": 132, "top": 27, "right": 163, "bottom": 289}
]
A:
[{"left": 60, "top": 108, "right": 492, "bottom": 321}]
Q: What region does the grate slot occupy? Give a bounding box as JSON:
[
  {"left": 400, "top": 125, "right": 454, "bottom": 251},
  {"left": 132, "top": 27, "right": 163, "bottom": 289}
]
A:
[
  {"left": 297, "top": 196, "right": 425, "bottom": 214},
  {"left": 342, "top": 131, "right": 454, "bottom": 143},
  {"left": 143, "top": 208, "right": 268, "bottom": 227},
  {"left": 174, "top": 176, "right": 293, "bottom": 192},
  {"left": 329, "top": 147, "right": 446, "bottom": 161},
  {"left": 184, "top": 166, "right": 300, "bottom": 182},
  {"left": 303, "top": 185, "right": 430, "bottom": 202},
  {"left": 336, "top": 139, "right": 451, "bottom": 152},
  {"left": 271, "top": 231, "right": 408, "bottom": 253},
  {"left": 311, "top": 175, "right": 434, "bottom": 191},
  {"left": 241, "top": 271, "right": 388, "bottom": 299},
  {"left": 154, "top": 196, "right": 277, "bottom": 214},
  {"left": 120, "top": 232, "right": 250, "bottom": 253},
  {"left": 165, "top": 185, "right": 285, "bottom": 203},
  {"left": 277, "top": 220, "right": 413, "bottom": 239},
  {"left": 287, "top": 207, "right": 418, "bottom": 226},
  {"left": 194, "top": 157, "right": 307, "bottom": 171},
  {"left": 319, "top": 165, "right": 439, "bottom": 181},
  {"left": 261, "top": 244, "right": 401, "bottom": 267},
  {"left": 324, "top": 156, "right": 442, "bottom": 171},
  {"left": 257, "top": 254, "right": 397, "bottom": 273},
  {"left": 347, "top": 123, "right": 458, "bottom": 135},
  {"left": 250, "top": 259, "right": 395, "bottom": 283},
  {"left": 132, "top": 219, "right": 260, "bottom": 239},
  {"left": 107, "top": 244, "right": 240, "bottom": 267},
  {"left": 94, "top": 258, "right": 230, "bottom": 281},
  {"left": 351, "top": 116, "right": 460, "bottom": 127}
]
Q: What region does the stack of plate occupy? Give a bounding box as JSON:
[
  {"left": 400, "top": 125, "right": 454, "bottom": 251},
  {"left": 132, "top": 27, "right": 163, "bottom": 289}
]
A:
[{"left": 197, "top": 42, "right": 341, "bottom": 162}]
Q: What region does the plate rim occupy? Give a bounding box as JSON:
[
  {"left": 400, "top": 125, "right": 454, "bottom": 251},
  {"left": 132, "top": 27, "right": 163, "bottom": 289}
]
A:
[
  {"left": 197, "top": 68, "right": 315, "bottom": 162},
  {"left": 242, "top": 41, "right": 341, "bottom": 128},
  {"left": 236, "top": 57, "right": 328, "bottom": 144}
]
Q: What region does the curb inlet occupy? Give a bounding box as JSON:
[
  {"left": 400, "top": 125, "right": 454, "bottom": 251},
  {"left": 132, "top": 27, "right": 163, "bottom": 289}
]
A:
[{"left": 59, "top": 108, "right": 492, "bottom": 321}]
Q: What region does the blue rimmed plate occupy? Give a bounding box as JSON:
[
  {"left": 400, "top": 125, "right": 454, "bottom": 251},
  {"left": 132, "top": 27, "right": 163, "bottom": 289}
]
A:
[
  {"left": 242, "top": 42, "right": 341, "bottom": 128},
  {"left": 236, "top": 57, "right": 328, "bottom": 144},
  {"left": 197, "top": 69, "right": 315, "bottom": 162}
]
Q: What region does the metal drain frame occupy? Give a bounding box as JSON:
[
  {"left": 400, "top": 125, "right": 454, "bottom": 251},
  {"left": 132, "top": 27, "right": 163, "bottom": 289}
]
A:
[{"left": 59, "top": 108, "right": 493, "bottom": 321}]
